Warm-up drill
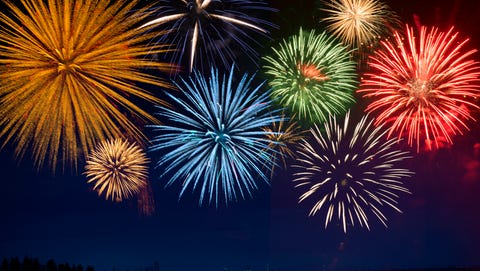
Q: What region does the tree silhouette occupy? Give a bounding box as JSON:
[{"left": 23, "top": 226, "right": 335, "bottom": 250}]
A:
[{"left": 0, "top": 257, "right": 95, "bottom": 271}]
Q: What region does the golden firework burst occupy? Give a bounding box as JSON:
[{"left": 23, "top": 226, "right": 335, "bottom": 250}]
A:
[
  {"left": 85, "top": 138, "right": 149, "bottom": 202},
  {"left": 0, "top": 0, "right": 172, "bottom": 171},
  {"left": 320, "top": 0, "right": 400, "bottom": 58}
]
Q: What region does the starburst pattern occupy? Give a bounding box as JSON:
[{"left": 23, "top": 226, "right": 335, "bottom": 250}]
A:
[
  {"left": 293, "top": 111, "right": 413, "bottom": 233},
  {"left": 263, "top": 28, "right": 358, "bottom": 126},
  {"left": 358, "top": 25, "right": 480, "bottom": 151},
  {"left": 320, "top": 0, "right": 400, "bottom": 55},
  {"left": 263, "top": 113, "right": 306, "bottom": 175},
  {"left": 140, "top": 0, "right": 274, "bottom": 73},
  {"left": 85, "top": 138, "right": 149, "bottom": 202},
  {"left": 150, "top": 66, "right": 280, "bottom": 206},
  {"left": 0, "top": 0, "right": 172, "bottom": 171}
]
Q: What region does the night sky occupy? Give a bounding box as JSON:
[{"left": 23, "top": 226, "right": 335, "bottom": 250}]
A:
[{"left": 1, "top": 0, "right": 480, "bottom": 271}]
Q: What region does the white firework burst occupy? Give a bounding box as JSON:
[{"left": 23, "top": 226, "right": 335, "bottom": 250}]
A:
[{"left": 293, "top": 111, "right": 413, "bottom": 232}]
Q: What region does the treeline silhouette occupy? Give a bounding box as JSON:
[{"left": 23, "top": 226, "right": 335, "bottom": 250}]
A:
[
  {"left": 375, "top": 268, "right": 480, "bottom": 271},
  {"left": 1, "top": 256, "right": 94, "bottom": 271},
  {"left": 3, "top": 257, "right": 480, "bottom": 271}
]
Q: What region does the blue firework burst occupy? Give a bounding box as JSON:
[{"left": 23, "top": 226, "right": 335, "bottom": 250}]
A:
[
  {"left": 293, "top": 111, "right": 413, "bottom": 232},
  {"left": 150, "top": 65, "right": 281, "bottom": 206},
  {"left": 140, "top": 0, "right": 275, "bottom": 73}
]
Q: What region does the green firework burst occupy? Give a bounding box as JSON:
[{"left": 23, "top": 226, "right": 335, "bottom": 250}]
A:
[{"left": 263, "top": 28, "right": 358, "bottom": 126}]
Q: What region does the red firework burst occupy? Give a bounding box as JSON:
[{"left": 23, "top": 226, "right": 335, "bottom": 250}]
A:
[{"left": 358, "top": 25, "right": 480, "bottom": 151}]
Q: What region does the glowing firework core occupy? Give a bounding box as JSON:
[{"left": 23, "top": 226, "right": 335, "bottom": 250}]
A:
[
  {"left": 347, "top": 7, "right": 365, "bottom": 27},
  {"left": 207, "top": 124, "right": 231, "bottom": 145},
  {"left": 328, "top": 160, "right": 354, "bottom": 187},
  {"left": 189, "top": 0, "right": 205, "bottom": 16},
  {"left": 55, "top": 48, "right": 80, "bottom": 73},
  {"left": 109, "top": 157, "right": 126, "bottom": 175},
  {"left": 297, "top": 63, "right": 330, "bottom": 83},
  {"left": 408, "top": 78, "right": 434, "bottom": 101}
]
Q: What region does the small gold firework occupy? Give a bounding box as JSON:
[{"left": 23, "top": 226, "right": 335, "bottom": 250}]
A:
[
  {"left": 85, "top": 138, "right": 149, "bottom": 202},
  {"left": 0, "top": 0, "right": 172, "bottom": 171},
  {"left": 320, "top": 0, "right": 400, "bottom": 56},
  {"left": 264, "top": 113, "right": 306, "bottom": 175}
]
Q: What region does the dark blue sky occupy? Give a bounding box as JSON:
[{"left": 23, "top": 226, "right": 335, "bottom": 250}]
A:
[
  {"left": 2, "top": 133, "right": 480, "bottom": 271},
  {"left": 1, "top": 0, "right": 480, "bottom": 271}
]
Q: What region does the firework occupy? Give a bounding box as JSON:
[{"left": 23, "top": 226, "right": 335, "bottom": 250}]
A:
[
  {"left": 0, "top": 0, "right": 172, "bottom": 171},
  {"left": 293, "top": 111, "right": 413, "bottom": 233},
  {"left": 263, "top": 113, "right": 306, "bottom": 176},
  {"left": 140, "top": 0, "right": 274, "bottom": 73},
  {"left": 263, "top": 28, "right": 358, "bottom": 126},
  {"left": 84, "top": 138, "right": 149, "bottom": 202},
  {"left": 358, "top": 25, "right": 480, "bottom": 151},
  {"left": 150, "top": 66, "right": 280, "bottom": 206},
  {"left": 320, "top": 0, "right": 400, "bottom": 58}
]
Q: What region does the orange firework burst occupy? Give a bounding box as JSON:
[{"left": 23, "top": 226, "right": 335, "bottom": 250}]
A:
[
  {"left": 359, "top": 25, "right": 480, "bottom": 151},
  {"left": 85, "top": 138, "right": 149, "bottom": 202},
  {"left": 0, "top": 0, "right": 172, "bottom": 171}
]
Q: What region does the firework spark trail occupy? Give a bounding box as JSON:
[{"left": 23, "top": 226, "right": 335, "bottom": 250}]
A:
[
  {"left": 359, "top": 25, "right": 480, "bottom": 151},
  {"left": 293, "top": 111, "right": 413, "bottom": 233},
  {"left": 150, "top": 65, "right": 281, "bottom": 206}
]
